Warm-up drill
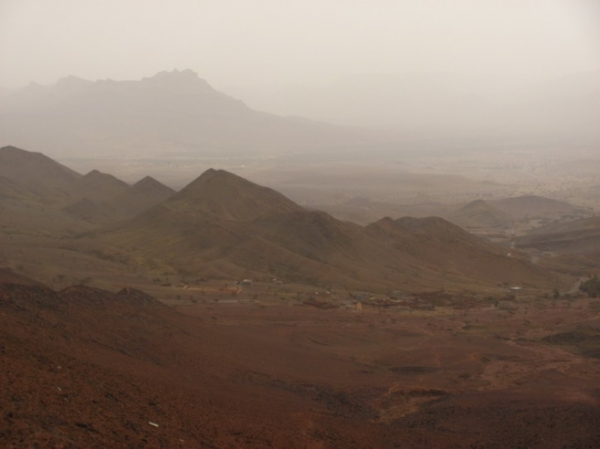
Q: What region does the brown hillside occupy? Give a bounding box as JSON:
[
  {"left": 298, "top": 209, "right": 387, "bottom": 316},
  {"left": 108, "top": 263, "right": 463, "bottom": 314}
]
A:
[
  {"left": 0, "top": 175, "right": 33, "bottom": 202},
  {"left": 62, "top": 173, "right": 174, "bottom": 224},
  {"left": 447, "top": 199, "right": 512, "bottom": 229},
  {"left": 58, "top": 170, "right": 130, "bottom": 224},
  {"left": 173, "top": 168, "right": 302, "bottom": 221},
  {"left": 490, "top": 195, "right": 586, "bottom": 220},
  {"left": 61, "top": 197, "right": 115, "bottom": 224},
  {"left": 131, "top": 175, "right": 175, "bottom": 197},
  {"left": 0, "top": 267, "right": 45, "bottom": 285},
  {"left": 0, "top": 149, "right": 166, "bottom": 236},
  {"left": 68, "top": 169, "right": 130, "bottom": 203},
  {"left": 365, "top": 216, "right": 547, "bottom": 287},
  {"left": 0, "top": 145, "right": 80, "bottom": 201},
  {"left": 88, "top": 170, "right": 553, "bottom": 291},
  {"left": 107, "top": 175, "right": 175, "bottom": 222},
  {"left": 517, "top": 216, "right": 600, "bottom": 254}
]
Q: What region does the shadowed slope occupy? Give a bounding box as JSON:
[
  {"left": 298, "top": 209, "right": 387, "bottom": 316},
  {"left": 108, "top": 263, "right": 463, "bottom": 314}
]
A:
[
  {"left": 60, "top": 171, "right": 176, "bottom": 225},
  {"left": 109, "top": 175, "right": 175, "bottom": 219},
  {"left": 68, "top": 169, "right": 130, "bottom": 203},
  {"left": 366, "top": 216, "right": 547, "bottom": 286},
  {"left": 0, "top": 175, "right": 33, "bottom": 202},
  {"left": 0, "top": 145, "right": 80, "bottom": 201},
  {"left": 491, "top": 195, "right": 587, "bottom": 220},
  {"left": 0, "top": 146, "right": 174, "bottom": 231},
  {"left": 517, "top": 216, "right": 600, "bottom": 254},
  {"left": 61, "top": 198, "right": 115, "bottom": 224},
  {"left": 448, "top": 199, "right": 512, "bottom": 229}
]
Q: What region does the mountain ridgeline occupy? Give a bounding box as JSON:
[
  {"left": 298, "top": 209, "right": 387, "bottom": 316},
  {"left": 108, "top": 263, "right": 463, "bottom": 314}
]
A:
[
  {"left": 0, "top": 70, "right": 376, "bottom": 159},
  {"left": 88, "top": 167, "right": 552, "bottom": 291},
  {"left": 0, "top": 145, "right": 174, "bottom": 226},
  {"left": 2, "top": 145, "right": 555, "bottom": 291}
]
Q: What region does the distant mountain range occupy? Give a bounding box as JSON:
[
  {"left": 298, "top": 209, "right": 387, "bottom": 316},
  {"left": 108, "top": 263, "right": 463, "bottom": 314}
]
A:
[
  {"left": 0, "top": 70, "right": 378, "bottom": 160},
  {"left": 2, "top": 70, "right": 598, "bottom": 166},
  {"left": 234, "top": 71, "right": 600, "bottom": 145}
]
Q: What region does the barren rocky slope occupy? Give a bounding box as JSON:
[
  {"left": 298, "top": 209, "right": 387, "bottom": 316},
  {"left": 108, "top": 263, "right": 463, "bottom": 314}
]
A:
[
  {"left": 88, "top": 169, "right": 553, "bottom": 291},
  {"left": 518, "top": 216, "right": 600, "bottom": 255},
  {"left": 0, "top": 146, "right": 175, "bottom": 228}
]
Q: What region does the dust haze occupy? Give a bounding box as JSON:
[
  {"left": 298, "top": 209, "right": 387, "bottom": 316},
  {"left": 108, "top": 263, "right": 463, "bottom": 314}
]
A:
[
  {"left": 2, "top": 1, "right": 600, "bottom": 448},
  {"left": 1, "top": 0, "right": 599, "bottom": 211}
]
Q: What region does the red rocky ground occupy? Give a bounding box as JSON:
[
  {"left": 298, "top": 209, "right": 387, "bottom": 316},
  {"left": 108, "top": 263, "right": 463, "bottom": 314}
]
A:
[{"left": 1, "top": 268, "right": 600, "bottom": 448}]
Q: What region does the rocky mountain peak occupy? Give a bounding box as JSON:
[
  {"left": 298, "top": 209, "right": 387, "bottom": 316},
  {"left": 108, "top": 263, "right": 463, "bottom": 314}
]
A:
[{"left": 172, "top": 168, "right": 302, "bottom": 221}]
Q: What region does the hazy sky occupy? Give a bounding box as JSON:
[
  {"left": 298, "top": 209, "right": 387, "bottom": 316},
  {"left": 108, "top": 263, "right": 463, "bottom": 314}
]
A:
[{"left": 1, "top": 0, "right": 599, "bottom": 92}]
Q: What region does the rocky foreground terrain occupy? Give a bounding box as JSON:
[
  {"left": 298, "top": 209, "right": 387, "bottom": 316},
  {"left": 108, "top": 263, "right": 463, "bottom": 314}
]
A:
[{"left": 2, "top": 268, "right": 600, "bottom": 448}]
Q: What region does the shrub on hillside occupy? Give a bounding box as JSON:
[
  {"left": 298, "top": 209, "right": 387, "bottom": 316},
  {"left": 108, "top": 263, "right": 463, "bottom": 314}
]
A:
[{"left": 580, "top": 275, "right": 600, "bottom": 298}]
